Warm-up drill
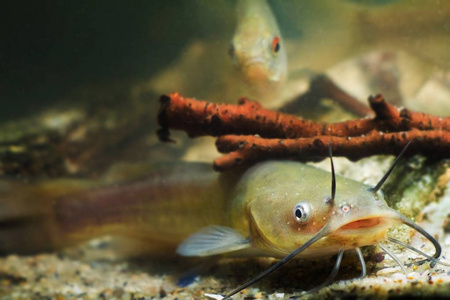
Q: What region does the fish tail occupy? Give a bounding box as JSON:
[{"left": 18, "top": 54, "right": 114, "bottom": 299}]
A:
[
  {"left": 0, "top": 162, "right": 227, "bottom": 255},
  {"left": 0, "top": 179, "right": 99, "bottom": 254}
]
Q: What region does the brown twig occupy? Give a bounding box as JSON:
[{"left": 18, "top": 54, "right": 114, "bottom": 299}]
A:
[
  {"left": 279, "top": 75, "right": 374, "bottom": 117},
  {"left": 158, "top": 93, "right": 450, "bottom": 137},
  {"left": 157, "top": 93, "right": 323, "bottom": 139},
  {"left": 214, "top": 130, "right": 449, "bottom": 171},
  {"left": 157, "top": 93, "right": 450, "bottom": 171},
  {"left": 359, "top": 52, "right": 403, "bottom": 106}
]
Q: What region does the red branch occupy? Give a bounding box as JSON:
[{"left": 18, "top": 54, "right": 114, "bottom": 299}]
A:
[
  {"left": 157, "top": 93, "right": 450, "bottom": 171},
  {"left": 214, "top": 130, "right": 449, "bottom": 171}
]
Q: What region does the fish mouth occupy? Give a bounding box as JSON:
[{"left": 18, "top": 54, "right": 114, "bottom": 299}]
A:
[
  {"left": 241, "top": 63, "right": 271, "bottom": 84},
  {"left": 339, "top": 217, "right": 382, "bottom": 230},
  {"left": 334, "top": 216, "right": 394, "bottom": 237},
  {"left": 243, "top": 57, "right": 266, "bottom": 68},
  {"left": 326, "top": 216, "right": 396, "bottom": 248}
]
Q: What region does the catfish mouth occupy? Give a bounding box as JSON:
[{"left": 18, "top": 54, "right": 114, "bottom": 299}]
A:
[
  {"left": 339, "top": 217, "right": 382, "bottom": 230},
  {"left": 327, "top": 217, "right": 396, "bottom": 246},
  {"left": 333, "top": 217, "right": 394, "bottom": 238}
]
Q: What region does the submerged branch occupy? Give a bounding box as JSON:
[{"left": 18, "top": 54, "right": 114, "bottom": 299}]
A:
[{"left": 158, "top": 93, "right": 450, "bottom": 171}]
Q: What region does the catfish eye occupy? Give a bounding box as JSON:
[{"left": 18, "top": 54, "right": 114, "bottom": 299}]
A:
[
  {"left": 272, "top": 36, "right": 280, "bottom": 54},
  {"left": 293, "top": 202, "right": 311, "bottom": 224}
]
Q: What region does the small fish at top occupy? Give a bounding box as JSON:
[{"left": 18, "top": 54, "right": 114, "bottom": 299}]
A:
[{"left": 229, "top": 0, "right": 287, "bottom": 95}]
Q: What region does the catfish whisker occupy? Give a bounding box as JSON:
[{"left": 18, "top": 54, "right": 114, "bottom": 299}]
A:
[
  {"left": 292, "top": 247, "right": 367, "bottom": 299},
  {"left": 222, "top": 223, "right": 333, "bottom": 299},
  {"left": 387, "top": 237, "right": 450, "bottom": 267},
  {"left": 355, "top": 247, "right": 367, "bottom": 279},
  {"left": 292, "top": 247, "right": 368, "bottom": 299},
  {"left": 306, "top": 248, "right": 344, "bottom": 294},
  {"left": 390, "top": 210, "right": 441, "bottom": 267},
  {"left": 291, "top": 248, "right": 345, "bottom": 299},
  {"left": 377, "top": 243, "right": 408, "bottom": 275}
]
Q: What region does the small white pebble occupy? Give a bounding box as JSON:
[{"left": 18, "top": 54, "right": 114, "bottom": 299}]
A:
[
  {"left": 72, "top": 284, "right": 83, "bottom": 295},
  {"left": 204, "top": 293, "right": 224, "bottom": 300},
  {"left": 377, "top": 267, "right": 402, "bottom": 276},
  {"left": 444, "top": 236, "right": 450, "bottom": 246},
  {"left": 275, "top": 293, "right": 285, "bottom": 298}
]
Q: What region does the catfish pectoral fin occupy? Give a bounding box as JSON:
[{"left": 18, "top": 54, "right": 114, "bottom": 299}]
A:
[{"left": 176, "top": 226, "right": 251, "bottom": 257}]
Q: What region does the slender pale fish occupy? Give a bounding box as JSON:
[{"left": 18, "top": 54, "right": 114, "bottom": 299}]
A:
[
  {"left": 0, "top": 144, "right": 447, "bottom": 297},
  {"left": 229, "top": 0, "right": 287, "bottom": 94}
]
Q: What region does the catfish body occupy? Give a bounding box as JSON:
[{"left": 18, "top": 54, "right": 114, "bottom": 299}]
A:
[
  {"left": 0, "top": 163, "right": 232, "bottom": 254},
  {"left": 0, "top": 161, "right": 398, "bottom": 259}
]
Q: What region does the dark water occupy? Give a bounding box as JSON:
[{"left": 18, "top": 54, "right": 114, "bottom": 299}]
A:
[
  {"left": 3, "top": 0, "right": 450, "bottom": 121},
  {"left": 1, "top": 1, "right": 231, "bottom": 121}
]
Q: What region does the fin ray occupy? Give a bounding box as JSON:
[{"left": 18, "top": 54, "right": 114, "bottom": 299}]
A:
[{"left": 177, "top": 226, "right": 250, "bottom": 257}]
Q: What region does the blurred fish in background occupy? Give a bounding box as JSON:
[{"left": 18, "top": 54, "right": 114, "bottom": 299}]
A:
[
  {"left": 229, "top": 0, "right": 287, "bottom": 99},
  {"left": 145, "top": 0, "right": 450, "bottom": 111}
]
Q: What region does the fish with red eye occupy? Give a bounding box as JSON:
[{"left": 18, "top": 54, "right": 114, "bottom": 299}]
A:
[{"left": 230, "top": 0, "right": 287, "bottom": 89}]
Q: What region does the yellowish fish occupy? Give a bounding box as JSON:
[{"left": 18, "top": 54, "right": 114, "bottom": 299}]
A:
[
  {"left": 230, "top": 0, "right": 287, "bottom": 94},
  {"left": 0, "top": 151, "right": 446, "bottom": 296},
  {"left": 229, "top": 0, "right": 450, "bottom": 103}
]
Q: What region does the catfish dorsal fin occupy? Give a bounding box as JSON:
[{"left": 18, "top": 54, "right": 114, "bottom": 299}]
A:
[{"left": 177, "top": 226, "right": 250, "bottom": 257}]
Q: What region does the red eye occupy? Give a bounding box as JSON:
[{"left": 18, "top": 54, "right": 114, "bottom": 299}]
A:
[{"left": 272, "top": 36, "right": 280, "bottom": 54}]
